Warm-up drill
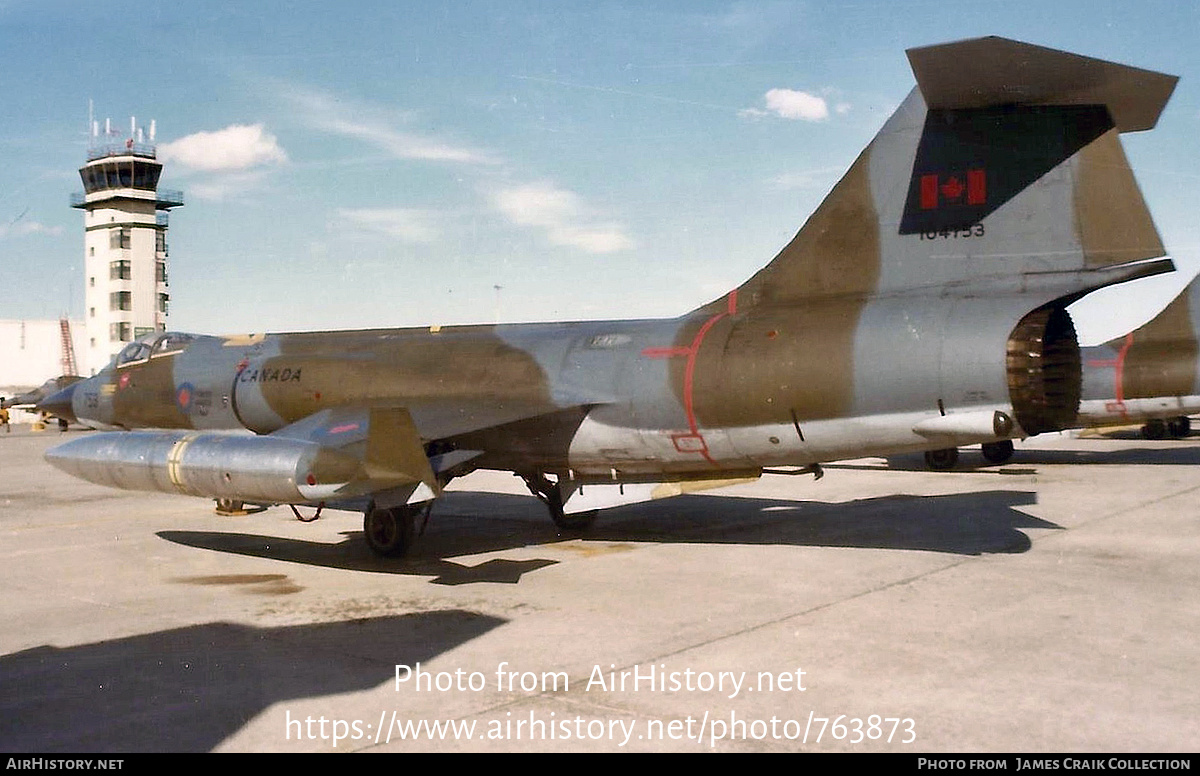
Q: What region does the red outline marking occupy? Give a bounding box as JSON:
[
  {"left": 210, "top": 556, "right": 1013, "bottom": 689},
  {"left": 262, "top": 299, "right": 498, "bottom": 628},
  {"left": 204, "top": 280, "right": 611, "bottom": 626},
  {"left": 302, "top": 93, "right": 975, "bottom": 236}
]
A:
[
  {"left": 641, "top": 292, "right": 739, "bottom": 465},
  {"left": 1086, "top": 333, "right": 1134, "bottom": 419}
]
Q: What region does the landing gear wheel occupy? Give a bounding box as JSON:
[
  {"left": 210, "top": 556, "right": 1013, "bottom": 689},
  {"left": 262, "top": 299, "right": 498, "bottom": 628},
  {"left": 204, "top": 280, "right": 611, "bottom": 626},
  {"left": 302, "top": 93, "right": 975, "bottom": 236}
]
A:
[
  {"left": 1142, "top": 419, "right": 1167, "bottom": 440},
  {"left": 214, "top": 498, "right": 246, "bottom": 516},
  {"left": 363, "top": 504, "right": 416, "bottom": 557},
  {"left": 981, "top": 440, "right": 1015, "bottom": 464},
  {"left": 924, "top": 447, "right": 959, "bottom": 470},
  {"left": 1167, "top": 416, "right": 1191, "bottom": 438}
]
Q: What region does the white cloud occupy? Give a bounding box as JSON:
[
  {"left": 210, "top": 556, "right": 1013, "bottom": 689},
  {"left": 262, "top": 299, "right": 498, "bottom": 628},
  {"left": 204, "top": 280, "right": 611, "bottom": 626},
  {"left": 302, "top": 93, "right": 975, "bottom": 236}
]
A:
[
  {"left": 159, "top": 124, "right": 288, "bottom": 171},
  {"left": 323, "top": 115, "right": 495, "bottom": 165},
  {"left": 494, "top": 183, "right": 581, "bottom": 228},
  {"left": 187, "top": 170, "right": 269, "bottom": 201},
  {"left": 764, "top": 89, "right": 829, "bottom": 121},
  {"left": 741, "top": 89, "right": 833, "bottom": 122},
  {"left": 492, "top": 182, "right": 633, "bottom": 254},
  {"left": 336, "top": 207, "right": 439, "bottom": 243},
  {"left": 285, "top": 86, "right": 495, "bottom": 166},
  {"left": 273, "top": 83, "right": 625, "bottom": 252},
  {"left": 769, "top": 165, "right": 845, "bottom": 190},
  {"left": 0, "top": 220, "right": 62, "bottom": 238}
]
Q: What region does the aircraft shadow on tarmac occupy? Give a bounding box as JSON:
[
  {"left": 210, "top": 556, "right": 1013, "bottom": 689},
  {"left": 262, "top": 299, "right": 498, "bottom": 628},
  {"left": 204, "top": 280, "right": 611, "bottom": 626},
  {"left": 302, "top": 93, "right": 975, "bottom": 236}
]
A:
[
  {"left": 0, "top": 609, "right": 505, "bottom": 753},
  {"left": 874, "top": 439, "right": 1200, "bottom": 472},
  {"left": 158, "top": 488, "right": 1052, "bottom": 583}
]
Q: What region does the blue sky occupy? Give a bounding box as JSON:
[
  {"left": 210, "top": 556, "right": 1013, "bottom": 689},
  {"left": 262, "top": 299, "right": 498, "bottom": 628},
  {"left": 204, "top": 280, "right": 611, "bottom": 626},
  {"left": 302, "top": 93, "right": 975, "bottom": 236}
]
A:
[{"left": 2, "top": 1, "right": 1198, "bottom": 343}]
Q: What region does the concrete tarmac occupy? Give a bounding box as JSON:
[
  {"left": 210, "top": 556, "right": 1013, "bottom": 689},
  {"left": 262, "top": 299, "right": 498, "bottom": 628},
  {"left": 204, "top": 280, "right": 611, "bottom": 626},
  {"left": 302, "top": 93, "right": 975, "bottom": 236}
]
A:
[{"left": 1, "top": 424, "right": 1197, "bottom": 752}]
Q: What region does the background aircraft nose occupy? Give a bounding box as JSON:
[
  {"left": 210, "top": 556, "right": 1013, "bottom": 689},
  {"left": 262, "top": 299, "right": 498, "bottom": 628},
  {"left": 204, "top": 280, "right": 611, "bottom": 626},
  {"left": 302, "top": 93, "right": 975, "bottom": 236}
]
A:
[{"left": 37, "top": 383, "right": 79, "bottom": 424}]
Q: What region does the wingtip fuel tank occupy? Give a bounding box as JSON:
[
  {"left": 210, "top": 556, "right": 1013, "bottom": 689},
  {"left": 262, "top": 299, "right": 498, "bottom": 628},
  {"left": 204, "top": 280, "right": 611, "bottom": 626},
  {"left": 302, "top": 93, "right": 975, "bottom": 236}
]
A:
[{"left": 46, "top": 430, "right": 361, "bottom": 504}]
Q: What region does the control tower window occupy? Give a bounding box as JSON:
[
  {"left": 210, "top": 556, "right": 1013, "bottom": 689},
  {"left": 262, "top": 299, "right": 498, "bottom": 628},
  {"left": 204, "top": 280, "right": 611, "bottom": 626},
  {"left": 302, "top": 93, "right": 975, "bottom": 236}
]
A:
[
  {"left": 110, "top": 291, "right": 132, "bottom": 311},
  {"left": 109, "top": 227, "right": 131, "bottom": 250},
  {"left": 109, "top": 322, "right": 132, "bottom": 343}
]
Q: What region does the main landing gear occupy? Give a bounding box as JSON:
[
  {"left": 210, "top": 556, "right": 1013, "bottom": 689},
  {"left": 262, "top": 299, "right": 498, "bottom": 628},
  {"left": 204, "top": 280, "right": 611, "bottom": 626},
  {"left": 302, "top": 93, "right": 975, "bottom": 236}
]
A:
[
  {"left": 521, "top": 472, "right": 598, "bottom": 532},
  {"left": 213, "top": 498, "right": 267, "bottom": 516},
  {"left": 924, "top": 439, "right": 1015, "bottom": 470},
  {"left": 363, "top": 501, "right": 429, "bottom": 557},
  {"left": 1142, "top": 416, "right": 1191, "bottom": 440},
  {"left": 923, "top": 447, "right": 958, "bottom": 470},
  {"left": 981, "top": 439, "right": 1015, "bottom": 464}
]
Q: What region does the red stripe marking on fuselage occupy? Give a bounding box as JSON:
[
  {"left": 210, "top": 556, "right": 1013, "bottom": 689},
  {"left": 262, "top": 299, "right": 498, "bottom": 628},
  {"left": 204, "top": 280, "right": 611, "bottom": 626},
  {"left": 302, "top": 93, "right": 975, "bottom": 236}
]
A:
[
  {"left": 640, "top": 346, "right": 691, "bottom": 358},
  {"left": 1085, "top": 332, "right": 1134, "bottom": 419},
  {"left": 641, "top": 291, "right": 738, "bottom": 464}
]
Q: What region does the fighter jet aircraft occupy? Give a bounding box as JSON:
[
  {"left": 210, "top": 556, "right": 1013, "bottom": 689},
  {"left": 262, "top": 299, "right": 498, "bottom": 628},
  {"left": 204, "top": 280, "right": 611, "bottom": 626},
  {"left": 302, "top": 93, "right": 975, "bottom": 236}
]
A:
[
  {"left": 1079, "top": 274, "right": 1200, "bottom": 439},
  {"left": 3, "top": 375, "right": 83, "bottom": 411},
  {"left": 41, "top": 37, "right": 1179, "bottom": 556}
]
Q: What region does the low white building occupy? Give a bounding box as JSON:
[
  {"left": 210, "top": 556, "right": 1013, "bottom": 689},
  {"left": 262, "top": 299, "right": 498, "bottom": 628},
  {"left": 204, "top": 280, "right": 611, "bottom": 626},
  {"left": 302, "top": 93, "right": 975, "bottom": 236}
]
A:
[{"left": 0, "top": 319, "right": 86, "bottom": 416}]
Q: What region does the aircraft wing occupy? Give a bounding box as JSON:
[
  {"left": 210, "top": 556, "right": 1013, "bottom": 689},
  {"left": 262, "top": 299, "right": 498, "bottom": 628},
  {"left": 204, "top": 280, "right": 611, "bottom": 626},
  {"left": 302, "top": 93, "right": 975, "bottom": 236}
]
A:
[{"left": 403, "top": 392, "right": 610, "bottom": 443}]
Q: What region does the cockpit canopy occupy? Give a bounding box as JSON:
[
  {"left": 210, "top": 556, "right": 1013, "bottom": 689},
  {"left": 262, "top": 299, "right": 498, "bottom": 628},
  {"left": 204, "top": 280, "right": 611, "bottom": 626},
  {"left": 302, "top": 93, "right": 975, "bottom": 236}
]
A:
[{"left": 111, "top": 332, "right": 198, "bottom": 369}]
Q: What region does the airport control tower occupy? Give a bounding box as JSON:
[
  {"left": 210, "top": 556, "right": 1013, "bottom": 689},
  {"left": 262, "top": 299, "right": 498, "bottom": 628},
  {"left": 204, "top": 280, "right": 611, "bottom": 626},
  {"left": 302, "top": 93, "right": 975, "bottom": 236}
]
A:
[{"left": 72, "top": 117, "right": 183, "bottom": 376}]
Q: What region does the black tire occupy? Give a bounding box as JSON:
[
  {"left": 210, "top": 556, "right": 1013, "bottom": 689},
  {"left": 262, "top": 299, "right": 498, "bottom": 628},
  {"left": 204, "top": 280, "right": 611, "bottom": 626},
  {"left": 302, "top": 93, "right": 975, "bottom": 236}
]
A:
[
  {"left": 1142, "top": 419, "right": 1167, "bottom": 440},
  {"left": 363, "top": 505, "right": 415, "bottom": 557},
  {"left": 1167, "top": 416, "right": 1191, "bottom": 438},
  {"left": 924, "top": 447, "right": 959, "bottom": 470},
  {"left": 214, "top": 498, "right": 245, "bottom": 515},
  {"left": 981, "top": 440, "right": 1015, "bottom": 464}
]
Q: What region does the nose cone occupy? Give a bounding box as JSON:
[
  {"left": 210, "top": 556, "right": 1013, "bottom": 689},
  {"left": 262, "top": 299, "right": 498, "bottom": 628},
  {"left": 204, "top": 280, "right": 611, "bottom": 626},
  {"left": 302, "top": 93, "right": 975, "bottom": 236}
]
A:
[{"left": 37, "top": 383, "right": 78, "bottom": 424}]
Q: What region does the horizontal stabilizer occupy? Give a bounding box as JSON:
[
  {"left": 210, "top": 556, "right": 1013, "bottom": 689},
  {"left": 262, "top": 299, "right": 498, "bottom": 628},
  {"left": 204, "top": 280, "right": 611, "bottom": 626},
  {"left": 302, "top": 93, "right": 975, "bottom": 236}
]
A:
[{"left": 908, "top": 36, "right": 1177, "bottom": 132}]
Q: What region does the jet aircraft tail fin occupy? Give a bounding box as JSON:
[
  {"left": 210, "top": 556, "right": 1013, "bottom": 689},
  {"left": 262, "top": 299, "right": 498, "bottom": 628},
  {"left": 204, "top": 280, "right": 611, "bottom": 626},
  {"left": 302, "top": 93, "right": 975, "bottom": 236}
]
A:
[{"left": 717, "top": 36, "right": 1178, "bottom": 313}]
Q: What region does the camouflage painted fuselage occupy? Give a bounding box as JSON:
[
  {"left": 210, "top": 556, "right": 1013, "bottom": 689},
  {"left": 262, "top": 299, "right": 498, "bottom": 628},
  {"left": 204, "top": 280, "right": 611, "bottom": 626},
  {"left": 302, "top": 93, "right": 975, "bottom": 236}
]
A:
[{"left": 47, "top": 37, "right": 1179, "bottom": 516}]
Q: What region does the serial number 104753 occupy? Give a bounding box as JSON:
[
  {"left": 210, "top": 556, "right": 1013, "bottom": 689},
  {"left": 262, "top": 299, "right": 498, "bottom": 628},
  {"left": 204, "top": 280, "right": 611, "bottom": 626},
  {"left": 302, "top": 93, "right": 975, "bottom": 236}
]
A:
[{"left": 920, "top": 224, "right": 985, "bottom": 240}]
